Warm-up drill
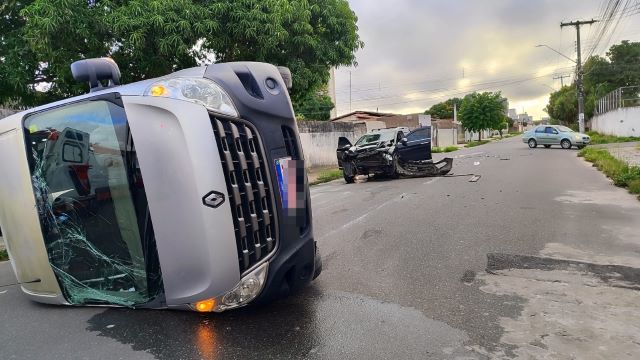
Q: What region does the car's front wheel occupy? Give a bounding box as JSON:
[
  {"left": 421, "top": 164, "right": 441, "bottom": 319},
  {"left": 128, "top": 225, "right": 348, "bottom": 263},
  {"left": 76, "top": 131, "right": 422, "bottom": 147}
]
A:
[
  {"left": 528, "top": 139, "right": 537, "bottom": 148},
  {"left": 561, "top": 139, "right": 572, "bottom": 149}
]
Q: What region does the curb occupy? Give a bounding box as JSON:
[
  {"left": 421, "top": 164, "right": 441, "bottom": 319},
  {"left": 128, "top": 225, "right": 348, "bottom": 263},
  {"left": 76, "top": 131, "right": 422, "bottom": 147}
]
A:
[{"left": 487, "top": 252, "right": 640, "bottom": 287}]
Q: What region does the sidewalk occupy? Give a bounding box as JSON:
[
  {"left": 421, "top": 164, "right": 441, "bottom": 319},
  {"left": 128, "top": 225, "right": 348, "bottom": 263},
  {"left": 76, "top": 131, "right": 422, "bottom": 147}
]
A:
[{"left": 593, "top": 141, "right": 640, "bottom": 167}]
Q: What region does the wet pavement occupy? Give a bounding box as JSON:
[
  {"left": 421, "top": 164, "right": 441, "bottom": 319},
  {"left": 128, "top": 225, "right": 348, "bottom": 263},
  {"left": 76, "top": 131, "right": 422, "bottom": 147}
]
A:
[{"left": 2, "top": 137, "right": 640, "bottom": 359}]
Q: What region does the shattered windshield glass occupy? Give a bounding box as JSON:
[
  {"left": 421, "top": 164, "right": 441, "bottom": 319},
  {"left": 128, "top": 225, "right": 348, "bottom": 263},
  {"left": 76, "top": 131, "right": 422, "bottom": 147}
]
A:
[
  {"left": 355, "top": 131, "right": 395, "bottom": 146},
  {"left": 24, "top": 99, "right": 162, "bottom": 307}
]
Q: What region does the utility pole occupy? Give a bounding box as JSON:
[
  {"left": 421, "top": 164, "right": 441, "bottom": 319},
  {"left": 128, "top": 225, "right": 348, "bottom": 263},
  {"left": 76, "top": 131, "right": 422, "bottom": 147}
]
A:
[
  {"left": 553, "top": 74, "right": 570, "bottom": 87},
  {"left": 349, "top": 70, "right": 352, "bottom": 113},
  {"left": 561, "top": 19, "right": 597, "bottom": 133}
]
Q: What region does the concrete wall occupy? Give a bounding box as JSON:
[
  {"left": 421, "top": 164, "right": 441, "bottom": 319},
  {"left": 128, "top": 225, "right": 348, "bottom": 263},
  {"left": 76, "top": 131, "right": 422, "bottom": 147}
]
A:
[
  {"left": 0, "top": 108, "right": 21, "bottom": 119},
  {"left": 591, "top": 107, "right": 640, "bottom": 137},
  {"left": 434, "top": 128, "right": 457, "bottom": 147},
  {"left": 298, "top": 121, "right": 367, "bottom": 168},
  {"left": 464, "top": 129, "right": 493, "bottom": 142}
]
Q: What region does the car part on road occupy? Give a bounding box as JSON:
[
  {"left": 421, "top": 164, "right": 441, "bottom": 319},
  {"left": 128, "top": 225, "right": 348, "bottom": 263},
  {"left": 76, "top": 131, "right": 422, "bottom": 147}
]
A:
[{"left": 0, "top": 58, "right": 321, "bottom": 312}]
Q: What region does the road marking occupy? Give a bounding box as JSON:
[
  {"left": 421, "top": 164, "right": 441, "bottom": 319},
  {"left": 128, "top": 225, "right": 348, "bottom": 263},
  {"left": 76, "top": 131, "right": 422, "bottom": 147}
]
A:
[{"left": 318, "top": 195, "right": 401, "bottom": 240}]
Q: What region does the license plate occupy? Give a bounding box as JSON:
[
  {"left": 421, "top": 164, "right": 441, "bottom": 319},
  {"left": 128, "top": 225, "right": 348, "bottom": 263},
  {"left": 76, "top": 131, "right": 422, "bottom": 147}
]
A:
[{"left": 274, "top": 158, "right": 304, "bottom": 210}]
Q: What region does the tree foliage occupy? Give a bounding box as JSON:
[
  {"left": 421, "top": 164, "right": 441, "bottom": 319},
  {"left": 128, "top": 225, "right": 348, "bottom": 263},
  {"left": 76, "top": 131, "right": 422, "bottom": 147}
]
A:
[
  {"left": 544, "top": 85, "right": 577, "bottom": 125},
  {"left": 458, "top": 92, "right": 505, "bottom": 141},
  {"left": 1, "top": 0, "right": 363, "bottom": 107},
  {"left": 294, "top": 92, "right": 334, "bottom": 121},
  {"left": 545, "top": 40, "right": 640, "bottom": 124},
  {"left": 424, "top": 97, "right": 462, "bottom": 119}
]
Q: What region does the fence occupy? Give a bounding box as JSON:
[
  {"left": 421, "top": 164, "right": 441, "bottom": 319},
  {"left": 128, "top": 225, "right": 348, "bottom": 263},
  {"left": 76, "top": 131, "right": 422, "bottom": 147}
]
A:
[
  {"left": 596, "top": 86, "right": 640, "bottom": 115},
  {"left": 297, "top": 121, "right": 367, "bottom": 168}
]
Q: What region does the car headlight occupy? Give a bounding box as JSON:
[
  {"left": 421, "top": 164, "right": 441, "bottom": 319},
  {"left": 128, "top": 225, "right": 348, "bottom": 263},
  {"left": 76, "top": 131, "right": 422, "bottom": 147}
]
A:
[
  {"left": 191, "top": 262, "right": 268, "bottom": 312},
  {"left": 144, "top": 77, "right": 238, "bottom": 117},
  {"left": 575, "top": 134, "right": 582, "bottom": 140}
]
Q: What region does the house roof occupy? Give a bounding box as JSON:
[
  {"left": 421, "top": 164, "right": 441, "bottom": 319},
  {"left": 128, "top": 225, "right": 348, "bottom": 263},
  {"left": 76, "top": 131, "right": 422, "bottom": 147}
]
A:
[{"left": 330, "top": 110, "right": 398, "bottom": 122}]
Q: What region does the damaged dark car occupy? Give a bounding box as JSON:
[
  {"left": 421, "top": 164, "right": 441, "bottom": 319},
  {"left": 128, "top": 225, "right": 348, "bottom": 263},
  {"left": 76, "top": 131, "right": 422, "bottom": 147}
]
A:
[{"left": 336, "top": 127, "right": 453, "bottom": 183}]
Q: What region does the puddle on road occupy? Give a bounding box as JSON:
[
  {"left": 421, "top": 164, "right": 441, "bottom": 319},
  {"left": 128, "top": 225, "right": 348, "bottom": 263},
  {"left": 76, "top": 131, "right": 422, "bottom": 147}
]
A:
[{"left": 87, "top": 287, "right": 485, "bottom": 360}]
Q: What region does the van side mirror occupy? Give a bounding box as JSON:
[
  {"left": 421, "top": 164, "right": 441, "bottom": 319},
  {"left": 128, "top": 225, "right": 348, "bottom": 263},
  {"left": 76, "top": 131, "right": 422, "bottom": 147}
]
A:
[
  {"left": 71, "top": 58, "right": 121, "bottom": 92},
  {"left": 400, "top": 137, "right": 408, "bottom": 145}
]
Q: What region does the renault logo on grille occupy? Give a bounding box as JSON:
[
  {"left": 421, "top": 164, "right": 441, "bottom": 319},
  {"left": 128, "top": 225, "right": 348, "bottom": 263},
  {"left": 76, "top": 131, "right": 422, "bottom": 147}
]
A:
[{"left": 202, "top": 191, "right": 225, "bottom": 208}]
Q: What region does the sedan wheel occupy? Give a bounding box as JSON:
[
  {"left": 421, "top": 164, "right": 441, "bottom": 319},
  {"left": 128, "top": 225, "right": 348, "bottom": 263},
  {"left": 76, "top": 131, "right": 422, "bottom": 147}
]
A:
[
  {"left": 561, "top": 139, "right": 572, "bottom": 149},
  {"left": 528, "top": 139, "right": 537, "bottom": 148}
]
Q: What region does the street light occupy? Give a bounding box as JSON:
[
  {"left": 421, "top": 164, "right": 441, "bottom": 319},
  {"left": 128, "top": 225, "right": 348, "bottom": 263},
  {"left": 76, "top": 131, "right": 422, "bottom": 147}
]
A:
[{"left": 535, "top": 44, "right": 576, "bottom": 64}]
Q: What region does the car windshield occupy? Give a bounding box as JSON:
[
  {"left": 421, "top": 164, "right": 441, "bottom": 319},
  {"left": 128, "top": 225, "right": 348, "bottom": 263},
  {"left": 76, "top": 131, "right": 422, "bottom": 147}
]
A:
[
  {"left": 354, "top": 131, "right": 395, "bottom": 145},
  {"left": 556, "top": 126, "right": 574, "bottom": 132}
]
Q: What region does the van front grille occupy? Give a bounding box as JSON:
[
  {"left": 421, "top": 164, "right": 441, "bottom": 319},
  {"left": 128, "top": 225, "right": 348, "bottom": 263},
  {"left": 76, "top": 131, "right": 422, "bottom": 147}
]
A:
[{"left": 211, "top": 116, "right": 277, "bottom": 274}]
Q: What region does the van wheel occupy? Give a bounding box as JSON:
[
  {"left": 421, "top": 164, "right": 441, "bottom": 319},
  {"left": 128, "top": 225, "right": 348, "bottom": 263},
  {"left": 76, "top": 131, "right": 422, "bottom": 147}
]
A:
[
  {"left": 528, "top": 139, "right": 537, "bottom": 148},
  {"left": 561, "top": 139, "right": 572, "bottom": 149},
  {"left": 544, "top": 145, "right": 551, "bottom": 148}
]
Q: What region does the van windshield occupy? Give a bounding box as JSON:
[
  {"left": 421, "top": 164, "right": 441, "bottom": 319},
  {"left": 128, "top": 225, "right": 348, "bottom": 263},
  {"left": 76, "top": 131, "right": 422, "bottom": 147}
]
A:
[{"left": 24, "top": 99, "right": 162, "bottom": 307}]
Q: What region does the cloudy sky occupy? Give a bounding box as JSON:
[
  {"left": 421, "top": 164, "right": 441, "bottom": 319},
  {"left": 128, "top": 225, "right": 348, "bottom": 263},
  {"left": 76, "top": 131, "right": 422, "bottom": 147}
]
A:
[{"left": 333, "top": 0, "right": 640, "bottom": 119}]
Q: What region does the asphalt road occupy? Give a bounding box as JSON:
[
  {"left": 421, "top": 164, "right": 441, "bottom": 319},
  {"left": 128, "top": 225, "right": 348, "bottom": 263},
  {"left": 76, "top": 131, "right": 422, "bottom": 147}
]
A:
[{"left": 2, "top": 137, "right": 640, "bottom": 359}]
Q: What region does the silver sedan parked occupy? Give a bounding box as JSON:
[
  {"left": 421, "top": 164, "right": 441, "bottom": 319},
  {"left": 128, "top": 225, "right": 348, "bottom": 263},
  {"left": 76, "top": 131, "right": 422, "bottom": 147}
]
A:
[{"left": 522, "top": 125, "right": 590, "bottom": 149}]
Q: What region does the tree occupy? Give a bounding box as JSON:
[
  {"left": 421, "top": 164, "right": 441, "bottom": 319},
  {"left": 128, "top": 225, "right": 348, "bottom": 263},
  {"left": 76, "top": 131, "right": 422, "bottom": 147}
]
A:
[
  {"left": 545, "top": 41, "right": 640, "bottom": 121},
  {"left": 1, "top": 0, "right": 363, "bottom": 108},
  {"left": 458, "top": 92, "right": 505, "bottom": 141},
  {"left": 294, "top": 92, "right": 334, "bottom": 121},
  {"left": 544, "top": 85, "right": 577, "bottom": 125},
  {"left": 424, "top": 97, "right": 462, "bottom": 119}
]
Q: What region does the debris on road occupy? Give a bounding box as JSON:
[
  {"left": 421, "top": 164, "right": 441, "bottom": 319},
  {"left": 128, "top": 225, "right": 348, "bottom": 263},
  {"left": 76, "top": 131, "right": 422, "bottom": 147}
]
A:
[{"left": 469, "top": 175, "right": 481, "bottom": 182}]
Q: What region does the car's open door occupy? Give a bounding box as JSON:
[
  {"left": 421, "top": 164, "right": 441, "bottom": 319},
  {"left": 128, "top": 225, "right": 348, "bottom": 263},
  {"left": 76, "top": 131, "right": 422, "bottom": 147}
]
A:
[
  {"left": 395, "top": 127, "right": 432, "bottom": 162},
  {"left": 336, "top": 137, "right": 352, "bottom": 169}
]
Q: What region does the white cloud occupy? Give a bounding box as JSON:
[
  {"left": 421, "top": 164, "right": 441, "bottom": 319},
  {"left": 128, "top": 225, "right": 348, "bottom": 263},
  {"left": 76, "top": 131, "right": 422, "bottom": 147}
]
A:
[{"left": 333, "top": 0, "right": 640, "bottom": 120}]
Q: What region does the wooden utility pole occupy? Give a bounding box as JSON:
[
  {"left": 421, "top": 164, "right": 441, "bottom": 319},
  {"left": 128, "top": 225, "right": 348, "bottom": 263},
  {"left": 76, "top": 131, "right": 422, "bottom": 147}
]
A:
[
  {"left": 553, "top": 74, "right": 571, "bottom": 87},
  {"left": 560, "top": 19, "right": 597, "bottom": 133}
]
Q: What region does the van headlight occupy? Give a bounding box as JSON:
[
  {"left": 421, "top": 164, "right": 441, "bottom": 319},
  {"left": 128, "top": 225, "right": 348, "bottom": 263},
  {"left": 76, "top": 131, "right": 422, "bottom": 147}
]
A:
[{"left": 144, "top": 77, "right": 238, "bottom": 117}]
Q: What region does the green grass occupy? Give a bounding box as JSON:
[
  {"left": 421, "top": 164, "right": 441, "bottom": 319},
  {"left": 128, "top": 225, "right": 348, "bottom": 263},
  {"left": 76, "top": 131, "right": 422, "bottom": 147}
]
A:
[
  {"left": 465, "top": 140, "right": 491, "bottom": 148},
  {"left": 586, "top": 131, "right": 640, "bottom": 145},
  {"left": 0, "top": 249, "right": 8, "bottom": 262},
  {"left": 579, "top": 147, "right": 640, "bottom": 198},
  {"left": 309, "top": 168, "right": 342, "bottom": 186},
  {"left": 432, "top": 146, "right": 458, "bottom": 153}
]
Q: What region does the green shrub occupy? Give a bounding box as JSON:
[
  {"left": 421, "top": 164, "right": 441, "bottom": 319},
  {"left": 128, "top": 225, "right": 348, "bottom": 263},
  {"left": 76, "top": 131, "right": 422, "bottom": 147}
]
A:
[
  {"left": 465, "top": 140, "right": 491, "bottom": 148},
  {"left": 580, "top": 147, "right": 640, "bottom": 193},
  {"left": 0, "top": 249, "right": 7, "bottom": 262},
  {"left": 629, "top": 179, "right": 640, "bottom": 194},
  {"left": 432, "top": 147, "right": 443, "bottom": 153},
  {"left": 443, "top": 146, "right": 459, "bottom": 152},
  {"left": 586, "top": 131, "right": 640, "bottom": 145}
]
